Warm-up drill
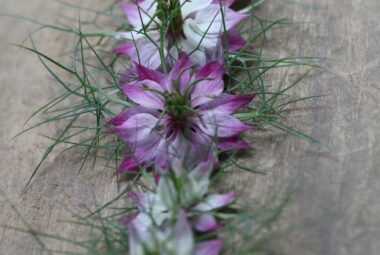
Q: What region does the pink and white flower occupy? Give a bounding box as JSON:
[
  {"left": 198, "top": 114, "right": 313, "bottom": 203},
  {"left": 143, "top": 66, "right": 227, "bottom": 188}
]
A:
[
  {"left": 128, "top": 159, "right": 234, "bottom": 230},
  {"left": 128, "top": 210, "right": 223, "bottom": 255},
  {"left": 115, "top": 0, "right": 248, "bottom": 69},
  {"left": 125, "top": 161, "right": 233, "bottom": 255},
  {"left": 109, "top": 52, "right": 253, "bottom": 173}
]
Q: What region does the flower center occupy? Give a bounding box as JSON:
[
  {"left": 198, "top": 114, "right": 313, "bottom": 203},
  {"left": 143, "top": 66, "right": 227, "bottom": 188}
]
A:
[{"left": 164, "top": 92, "right": 190, "bottom": 121}]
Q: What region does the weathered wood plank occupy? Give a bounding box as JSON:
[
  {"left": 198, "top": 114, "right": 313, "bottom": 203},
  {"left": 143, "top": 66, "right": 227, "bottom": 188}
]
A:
[
  {"left": 237, "top": 1, "right": 380, "bottom": 254},
  {"left": 0, "top": 1, "right": 119, "bottom": 254}
]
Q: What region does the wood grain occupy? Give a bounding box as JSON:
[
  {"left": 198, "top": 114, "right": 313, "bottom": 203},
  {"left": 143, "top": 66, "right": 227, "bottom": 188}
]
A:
[{"left": 0, "top": 0, "right": 379, "bottom": 254}]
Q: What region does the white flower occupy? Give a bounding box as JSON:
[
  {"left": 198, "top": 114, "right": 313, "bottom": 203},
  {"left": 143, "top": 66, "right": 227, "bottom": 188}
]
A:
[{"left": 115, "top": 0, "right": 247, "bottom": 68}]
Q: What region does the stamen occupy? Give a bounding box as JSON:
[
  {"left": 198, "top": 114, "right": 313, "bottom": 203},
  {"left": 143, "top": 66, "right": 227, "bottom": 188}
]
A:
[{"left": 164, "top": 92, "right": 191, "bottom": 120}]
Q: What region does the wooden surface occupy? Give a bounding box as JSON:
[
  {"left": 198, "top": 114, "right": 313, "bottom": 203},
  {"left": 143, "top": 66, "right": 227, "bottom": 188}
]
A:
[{"left": 0, "top": 0, "right": 379, "bottom": 254}]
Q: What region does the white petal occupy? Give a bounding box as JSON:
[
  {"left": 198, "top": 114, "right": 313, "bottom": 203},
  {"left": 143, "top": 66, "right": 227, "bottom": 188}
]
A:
[
  {"left": 157, "top": 176, "right": 178, "bottom": 209},
  {"left": 117, "top": 31, "right": 166, "bottom": 69},
  {"left": 179, "top": 38, "right": 207, "bottom": 66},
  {"left": 172, "top": 211, "right": 194, "bottom": 255},
  {"left": 183, "top": 19, "right": 219, "bottom": 49},
  {"left": 115, "top": 31, "right": 147, "bottom": 40},
  {"left": 180, "top": 172, "right": 210, "bottom": 207},
  {"left": 195, "top": 4, "right": 248, "bottom": 33},
  {"left": 193, "top": 192, "right": 235, "bottom": 211},
  {"left": 180, "top": 0, "right": 213, "bottom": 18},
  {"left": 134, "top": 33, "right": 167, "bottom": 69},
  {"left": 121, "top": 0, "right": 159, "bottom": 29}
]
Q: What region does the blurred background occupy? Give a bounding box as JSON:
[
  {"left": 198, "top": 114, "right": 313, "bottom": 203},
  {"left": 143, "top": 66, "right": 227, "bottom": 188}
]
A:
[{"left": 1, "top": 0, "right": 380, "bottom": 254}]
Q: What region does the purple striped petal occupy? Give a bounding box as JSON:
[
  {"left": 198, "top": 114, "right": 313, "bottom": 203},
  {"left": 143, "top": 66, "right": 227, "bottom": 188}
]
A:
[
  {"left": 165, "top": 51, "right": 193, "bottom": 91},
  {"left": 122, "top": 80, "right": 164, "bottom": 109},
  {"left": 194, "top": 239, "right": 223, "bottom": 255},
  {"left": 120, "top": 0, "right": 157, "bottom": 29},
  {"left": 119, "top": 65, "right": 139, "bottom": 84},
  {"left": 218, "top": 136, "right": 250, "bottom": 151},
  {"left": 196, "top": 61, "right": 224, "bottom": 80},
  {"left": 197, "top": 113, "right": 251, "bottom": 137},
  {"left": 191, "top": 78, "right": 224, "bottom": 106},
  {"left": 176, "top": 127, "right": 214, "bottom": 167},
  {"left": 225, "top": 29, "right": 247, "bottom": 51},
  {"left": 108, "top": 106, "right": 157, "bottom": 126},
  {"left": 116, "top": 134, "right": 162, "bottom": 173},
  {"left": 113, "top": 42, "right": 135, "bottom": 55},
  {"left": 111, "top": 113, "right": 159, "bottom": 142},
  {"left": 134, "top": 37, "right": 164, "bottom": 69},
  {"left": 199, "top": 94, "right": 254, "bottom": 114},
  {"left": 154, "top": 143, "right": 170, "bottom": 173},
  {"left": 135, "top": 63, "right": 165, "bottom": 84}
]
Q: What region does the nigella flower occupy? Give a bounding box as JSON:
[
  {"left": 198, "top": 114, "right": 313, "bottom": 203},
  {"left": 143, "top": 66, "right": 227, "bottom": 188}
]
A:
[
  {"left": 114, "top": 0, "right": 248, "bottom": 69},
  {"left": 109, "top": 52, "right": 253, "bottom": 173},
  {"left": 128, "top": 210, "right": 223, "bottom": 255},
  {"left": 124, "top": 160, "right": 233, "bottom": 255}
]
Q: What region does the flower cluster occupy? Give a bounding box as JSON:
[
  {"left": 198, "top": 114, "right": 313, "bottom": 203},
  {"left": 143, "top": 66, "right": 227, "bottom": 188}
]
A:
[
  {"left": 110, "top": 1, "right": 253, "bottom": 254},
  {"left": 109, "top": 52, "right": 253, "bottom": 173},
  {"left": 115, "top": 0, "right": 248, "bottom": 68},
  {"left": 14, "top": 0, "right": 317, "bottom": 252},
  {"left": 123, "top": 160, "right": 234, "bottom": 255}
]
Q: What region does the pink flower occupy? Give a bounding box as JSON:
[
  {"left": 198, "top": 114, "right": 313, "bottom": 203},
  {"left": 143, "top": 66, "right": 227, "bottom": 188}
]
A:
[
  {"left": 115, "top": 0, "right": 248, "bottom": 69},
  {"left": 109, "top": 52, "right": 253, "bottom": 173}
]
